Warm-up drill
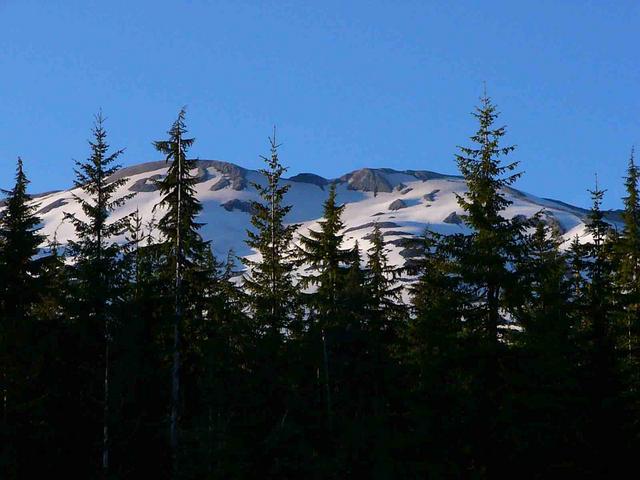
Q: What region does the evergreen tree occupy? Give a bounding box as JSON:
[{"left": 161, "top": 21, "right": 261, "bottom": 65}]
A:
[
  {"left": 0, "top": 158, "right": 44, "bottom": 319},
  {"left": 296, "top": 183, "right": 351, "bottom": 437},
  {"left": 568, "top": 234, "right": 586, "bottom": 301},
  {"left": 32, "top": 232, "right": 69, "bottom": 324},
  {"left": 241, "top": 129, "right": 302, "bottom": 476},
  {"left": 0, "top": 158, "right": 44, "bottom": 477},
  {"left": 64, "top": 113, "right": 132, "bottom": 475},
  {"left": 153, "top": 107, "right": 211, "bottom": 472},
  {"left": 355, "top": 223, "right": 405, "bottom": 476},
  {"left": 406, "top": 229, "right": 467, "bottom": 476},
  {"left": 342, "top": 241, "right": 368, "bottom": 327},
  {"left": 408, "top": 229, "right": 465, "bottom": 370},
  {"left": 297, "top": 183, "right": 352, "bottom": 328},
  {"left": 454, "top": 92, "right": 521, "bottom": 345},
  {"left": 517, "top": 219, "right": 573, "bottom": 347},
  {"left": 452, "top": 92, "right": 524, "bottom": 475},
  {"left": 242, "top": 129, "right": 299, "bottom": 336},
  {"left": 512, "top": 219, "right": 580, "bottom": 473},
  {"left": 363, "top": 223, "right": 404, "bottom": 332},
  {"left": 577, "top": 180, "right": 625, "bottom": 475},
  {"left": 110, "top": 209, "right": 167, "bottom": 477},
  {"left": 582, "top": 179, "right": 616, "bottom": 345},
  {"left": 616, "top": 148, "right": 640, "bottom": 392}
]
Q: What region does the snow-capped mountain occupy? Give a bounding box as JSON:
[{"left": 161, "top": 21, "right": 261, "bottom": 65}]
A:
[{"left": 24, "top": 159, "right": 621, "bottom": 266}]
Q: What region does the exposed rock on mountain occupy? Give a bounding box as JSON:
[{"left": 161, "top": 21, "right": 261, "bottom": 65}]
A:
[
  {"left": 341, "top": 168, "right": 393, "bottom": 193},
  {"left": 443, "top": 211, "right": 463, "bottom": 225},
  {"left": 289, "top": 173, "right": 329, "bottom": 189},
  {"left": 221, "top": 199, "right": 254, "bottom": 214},
  {"left": 129, "top": 174, "right": 162, "bottom": 192},
  {"left": 389, "top": 199, "right": 407, "bottom": 211}
]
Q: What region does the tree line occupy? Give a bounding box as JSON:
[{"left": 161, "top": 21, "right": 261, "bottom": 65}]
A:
[{"left": 1, "top": 96, "right": 639, "bottom": 478}]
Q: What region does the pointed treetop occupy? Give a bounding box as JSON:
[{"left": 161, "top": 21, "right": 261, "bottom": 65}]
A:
[
  {"left": 154, "top": 107, "right": 194, "bottom": 160},
  {"left": 260, "top": 126, "right": 283, "bottom": 171},
  {"left": 170, "top": 107, "right": 188, "bottom": 136},
  {"left": 588, "top": 173, "right": 606, "bottom": 208},
  {"left": 10, "top": 156, "right": 29, "bottom": 197}
]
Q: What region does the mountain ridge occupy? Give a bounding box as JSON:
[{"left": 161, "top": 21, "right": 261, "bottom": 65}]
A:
[{"left": 4, "top": 159, "right": 623, "bottom": 266}]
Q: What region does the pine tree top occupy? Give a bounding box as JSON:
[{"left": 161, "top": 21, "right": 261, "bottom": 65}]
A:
[
  {"left": 621, "top": 147, "right": 640, "bottom": 243},
  {"left": 65, "top": 112, "right": 133, "bottom": 250},
  {"left": 242, "top": 129, "right": 299, "bottom": 330},
  {"left": 586, "top": 174, "right": 611, "bottom": 248},
  {"left": 153, "top": 108, "right": 209, "bottom": 263},
  {"left": 0, "top": 157, "right": 44, "bottom": 258},
  {"left": 297, "top": 183, "right": 350, "bottom": 279},
  {"left": 455, "top": 93, "right": 520, "bottom": 229}
]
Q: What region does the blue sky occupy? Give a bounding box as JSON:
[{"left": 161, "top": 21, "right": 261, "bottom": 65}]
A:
[{"left": 0, "top": 0, "right": 637, "bottom": 208}]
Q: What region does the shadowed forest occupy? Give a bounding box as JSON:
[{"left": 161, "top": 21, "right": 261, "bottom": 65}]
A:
[{"left": 1, "top": 95, "right": 639, "bottom": 478}]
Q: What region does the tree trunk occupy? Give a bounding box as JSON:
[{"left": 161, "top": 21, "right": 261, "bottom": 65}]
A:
[{"left": 102, "top": 340, "right": 110, "bottom": 474}]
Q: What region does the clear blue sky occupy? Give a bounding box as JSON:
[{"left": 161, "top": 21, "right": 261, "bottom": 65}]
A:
[{"left": 0, "top": 0, "right": 637, "bottom": 208}]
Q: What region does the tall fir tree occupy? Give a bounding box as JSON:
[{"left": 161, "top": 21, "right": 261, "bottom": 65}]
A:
[
  {"left": 356, "top": 223, "right": 406, "bottom": 476},
  {"left": 241, "top": 129, "right": 302, "bottom": 476},
  {"left": 0, "top": 158, "right": 44, "bottom": 477},
  {"left": 153, "top": 108, "right": 212, "bottom": 472},
  {"left": 63, "top": 113, "right": 132, "bottom": 475},
  {"left": 454, "top": 92, "right": 522, "bottom": 345},
  {"left": 577, "top": 179, "right": 626, "bottom": 474},
  {"left": 363, "top": 223, "right": 404, "bottom": 333},
  {"left": 242, "top": 129, "right": 299, "bottom": 336},
  {"left": 297, "top": 183, "right": 352, "bottom": 328},
  {"left": 452, "top": 92, "right": 525, "bottom": 475},
  {"left": 0, "top": 158, "right": 44, "bottom": 319},
  {"left": 616, "top": 148, "right": 640, "bottom": 392},
  {"left": 296, "top": 183, "right": 351, "bottom": 436}
]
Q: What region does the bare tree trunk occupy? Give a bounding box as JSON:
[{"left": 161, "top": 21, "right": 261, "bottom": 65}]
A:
[
  {"left": 102, "top": 340, "right": 110, "bottom": 474},
  {"left": 170, "top": 307, "right": 181, "bottom": 465},
  {"left": 322, "top": 330, "right": 332, "bottom": 431}
]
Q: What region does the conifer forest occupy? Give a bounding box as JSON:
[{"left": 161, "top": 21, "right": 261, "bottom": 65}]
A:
[{"left": 2, "top": 96, "right": 640, "bottom": 478}]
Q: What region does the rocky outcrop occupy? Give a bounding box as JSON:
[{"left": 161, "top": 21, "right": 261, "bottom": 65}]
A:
[
  {"left": 195, "top": 166, "right": 214, "bottom": 184},
  {"left": 129, "top": 174, "right": 162, "bottom": 192},
  {"left": 221, "top": 199, "right": 254, "bottom": 214},
  {"left": 363, "top": 230, "right": 411, "bottom": 240},
  {"left": 340, "top": 168, "right": 393, "bottom": 194},
  {"left": 344, "top": 221, "right": 400, "bottom": 233},
  {"left": 423, "top": 189, "right": 440, "bottom": 202},
  {"left": 210, "top": 177, "right": 231, "bottom": 191},
  {"left": 443, "top": 211, "right": 463, "bottom": 225},
  {"left": 389, "top": 199, "right": 407, "bottom": 211},
  {"left": 208, "top": 161, "right": 247, "bottom": 190},
  {"left": 289, "top": 173, "right": 329, "bottom": 189},
  {"left": 37, "top": 198, "right": 69, "bottom": 215}
]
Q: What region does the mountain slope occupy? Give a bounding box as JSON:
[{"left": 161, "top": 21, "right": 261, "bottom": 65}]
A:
[{"left": 25, "top": 159, "right": 618, "bottom": 265}]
